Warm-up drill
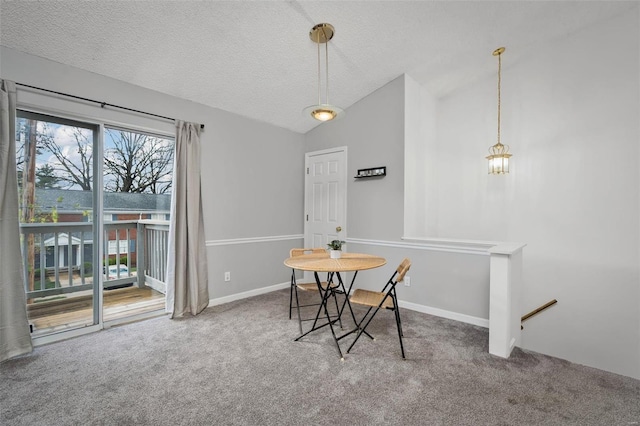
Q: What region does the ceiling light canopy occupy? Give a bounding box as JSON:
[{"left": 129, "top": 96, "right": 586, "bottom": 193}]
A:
[
  {"left": 303, "top": 23, "right": 345, "bottom": 122},
  {"left": 486, "top": 47, "right": 512, "bottom": 175}
]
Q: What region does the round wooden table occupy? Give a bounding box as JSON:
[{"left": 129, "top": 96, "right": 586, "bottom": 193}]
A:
[
  {"left": 284, "top": 252, "right": 386, "bottom": 359},
  {"left": 284, "top": 252, "right": 386, "bottom": 272}
]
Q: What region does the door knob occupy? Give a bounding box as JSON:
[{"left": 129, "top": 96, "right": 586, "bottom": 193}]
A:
[{"left": 336, "top": 226, "right": 342, "bottom": 232}]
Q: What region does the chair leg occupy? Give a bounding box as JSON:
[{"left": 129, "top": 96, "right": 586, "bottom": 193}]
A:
[
  {"left": 392, "top": 292, "right": 403, "bottom": 337},
  {"left": 347, "top": 306, "right": 382, "bottom": 354},
  {"left": 389, "top": 290, "right": 405, "bottom": 358},
  {"left": 289, "top": 281, "right": 294, "bottom": 320},
  {"left": 331, "top": 287, "right": 343, "bottom": 329},
  {"left": 336, "top": 273, "right": 360, "bottom": 329},
  {"left": 294, "top": 285, "right": 303, "bottom": 334},
  {"left": 354, "top": 306, "right": 375, "bottom": 340},
  {"left": 394, "top": 306, "right": 405, "bottom": 358}
]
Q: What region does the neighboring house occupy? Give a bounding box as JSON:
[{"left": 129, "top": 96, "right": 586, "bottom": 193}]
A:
[
  {"left": 42, "top": 232, "right": 87, "bottom": 269},
  {"left": 30, "top": 189, "right": 170, "bottom": 269}
]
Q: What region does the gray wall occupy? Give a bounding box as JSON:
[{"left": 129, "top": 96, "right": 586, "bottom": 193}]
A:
[
  {"left": 202, "top": 110, "right": 304, "bottom": 241},
  {"left": 303, "top": 74, "right": 491, "bottom": 327},
  {"left": 346, "top": 242, "right": 490, "bottom": 323},
  {"left": 305, "top": 76, "right": 405, "bottom": 241},
  {"left": 0, "top": 46, "right": 305, "bottom": 301}
]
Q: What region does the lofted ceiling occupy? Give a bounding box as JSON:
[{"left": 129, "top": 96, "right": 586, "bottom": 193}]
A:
[{"left": 0, "top": 1, "right": 634, "bottom": 134}]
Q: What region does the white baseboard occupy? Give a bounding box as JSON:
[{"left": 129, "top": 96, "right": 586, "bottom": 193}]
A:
[
  {"left": 208, "top": 282, "right": 290, "bottom": 306},
  {"left": 207, "top": 282, "right": 489, "bottom": 330},
  {"left": 399, "top": 300, "right": 489, "bottom": 328}
]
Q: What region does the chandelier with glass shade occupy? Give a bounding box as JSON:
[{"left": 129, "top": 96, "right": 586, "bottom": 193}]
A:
[{"left": 486, "top": 47, "right": 512, "bottom": 174}]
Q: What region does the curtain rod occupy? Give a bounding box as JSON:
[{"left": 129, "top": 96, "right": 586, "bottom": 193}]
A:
[{"left": 16, "top": 82, "right": 204, "bottom": 130}]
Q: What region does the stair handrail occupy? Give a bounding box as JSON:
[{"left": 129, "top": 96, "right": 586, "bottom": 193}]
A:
[{"left": 521, "top": 299, "right": 557, "bottom": 329}]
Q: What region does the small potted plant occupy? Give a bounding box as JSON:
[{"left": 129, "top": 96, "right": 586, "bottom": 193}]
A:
[{"left": 327, "top": 239, "right": 346, "bottom": 259}]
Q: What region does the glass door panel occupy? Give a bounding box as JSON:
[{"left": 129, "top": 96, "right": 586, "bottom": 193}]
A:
[
  {"left": 102, "top": 126, "right": 172, "bottom": 322},
  {"left": 16, "top": 111, "right": 98, "bottom": 337}
]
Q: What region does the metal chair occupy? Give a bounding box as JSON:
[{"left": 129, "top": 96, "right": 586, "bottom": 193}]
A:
[
  {"left": 347, "top": 258, "right": 411, "bottom": 358},
  {"left": 288, "top": 248, "right": 342, "bottom": 334}
]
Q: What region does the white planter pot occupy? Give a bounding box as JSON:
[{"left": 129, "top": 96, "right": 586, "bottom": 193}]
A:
[{"left": 330, "top": 250, "right": 342, "bottom": 259}]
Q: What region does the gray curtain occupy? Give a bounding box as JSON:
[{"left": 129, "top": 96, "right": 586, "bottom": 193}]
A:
[
  {"left": 165, "top": 121, "right": 209, "bottom": 318},
  {"left": 0, "top": 80, "right": 33, "bottom": 361}
]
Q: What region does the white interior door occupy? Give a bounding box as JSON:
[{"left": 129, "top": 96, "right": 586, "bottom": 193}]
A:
[{"left": 304, "top": 147, "right": 347, "bottom": 255}]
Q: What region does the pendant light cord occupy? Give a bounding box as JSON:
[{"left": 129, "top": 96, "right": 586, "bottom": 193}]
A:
[
  {"left": 316, "top": 26, "right": 330, "bottom": 106},
  {"left": 317, "top": 34, "right": 321, "bottom": 106},
  {"left": 325, "top": 29, "right": 330, "bottom": 106},
  {"left": 497, "top": 52, "right": 501, "bottom": 145}
]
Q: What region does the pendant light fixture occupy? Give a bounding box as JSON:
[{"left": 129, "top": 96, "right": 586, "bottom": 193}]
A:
[
  {"left": 486, "top": 47, "right": 511, "bottom": 174},
  {"left": 303, "top": 23, "right": 344, "bottom": 122}
]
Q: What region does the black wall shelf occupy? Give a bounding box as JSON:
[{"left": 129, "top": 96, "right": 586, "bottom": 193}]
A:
[{"left": 355, "top": 166, "right": 386, "bottom": 179}]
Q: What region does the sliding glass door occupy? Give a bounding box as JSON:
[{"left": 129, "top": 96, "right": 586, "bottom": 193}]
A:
[{"left": 16, "top": 111, "right": 173, "bottom": 338}]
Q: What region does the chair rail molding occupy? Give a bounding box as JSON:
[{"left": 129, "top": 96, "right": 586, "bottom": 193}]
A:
[{"left": 206, "top": 234, "right": 303, "bottom": 246}]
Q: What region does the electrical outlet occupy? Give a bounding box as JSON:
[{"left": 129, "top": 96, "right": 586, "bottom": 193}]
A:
[
  {"left": 224, "top": 271, "right": 231, "bottom": 282},
  {"left": 404, "top": 276, "right": 411, "bottom": 287}
]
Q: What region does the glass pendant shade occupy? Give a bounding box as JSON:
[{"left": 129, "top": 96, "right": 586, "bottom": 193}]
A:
[
  {"left": 486, "top": 142, "right": 511, "bottom": 174},
  {"left": 303, "top": 104, "right": 344, "bottom": 122}
]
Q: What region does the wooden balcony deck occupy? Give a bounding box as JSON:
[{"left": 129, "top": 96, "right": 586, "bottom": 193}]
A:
[{"left": 27, "top": 286, "right": 165, "bottom": 335}]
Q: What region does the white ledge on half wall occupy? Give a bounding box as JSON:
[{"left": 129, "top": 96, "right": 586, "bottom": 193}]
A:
[
  {"left": 352, "top": 236, "right": 499, "bottom": 255},
  {"left": 488, "top": 242, "right": 527, "bottom": 256},
  {"left": 400, "top": 236, "right": 498, "bottom": 255}
]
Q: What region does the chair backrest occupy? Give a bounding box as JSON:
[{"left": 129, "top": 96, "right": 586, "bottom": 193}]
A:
[
  {"left": 290, "top": 248, "right": 325, "bottom": 257},
  {"left": 395, "top": 258, "right": 411, "bottom": 282}
]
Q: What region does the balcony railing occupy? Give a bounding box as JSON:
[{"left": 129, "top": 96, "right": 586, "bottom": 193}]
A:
[
  {"left": 20, "top": 220, "right": 170, "bottom": 301},
  {"left": 137, "top": 220, "right": 170, "bottom": 294}
]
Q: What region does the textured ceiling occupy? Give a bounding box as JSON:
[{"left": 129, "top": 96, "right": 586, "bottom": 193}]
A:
[{"left": 0, "top": 1, "right": 634, "bottom": 134}]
